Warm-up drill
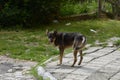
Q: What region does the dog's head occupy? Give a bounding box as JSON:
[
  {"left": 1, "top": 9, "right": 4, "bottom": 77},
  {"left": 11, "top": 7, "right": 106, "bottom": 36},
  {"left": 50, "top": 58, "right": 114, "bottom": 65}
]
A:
[{"left": 46, "top": 29, "right": 57, "bottom": 43}]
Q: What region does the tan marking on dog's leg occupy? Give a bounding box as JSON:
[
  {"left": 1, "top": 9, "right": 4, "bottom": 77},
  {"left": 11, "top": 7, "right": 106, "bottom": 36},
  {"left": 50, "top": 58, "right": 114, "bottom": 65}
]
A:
[
  {"left": 60, "top": 51, "right": 63, "bottom": 65},
  {"left": 58, "top": 47, "right": 64, "bottom": 66},
  {"left": 71, "top": 50, "right": 78, "bottom": 67},
  {"left": 78, "top": 50, "right": 83, "bottom": 65}
]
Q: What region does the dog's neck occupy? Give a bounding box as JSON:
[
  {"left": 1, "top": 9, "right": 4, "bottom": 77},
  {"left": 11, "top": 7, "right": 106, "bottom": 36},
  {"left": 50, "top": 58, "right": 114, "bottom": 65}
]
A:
[{"left": 54, "top": 32, "right": 63, "bottom": 46}]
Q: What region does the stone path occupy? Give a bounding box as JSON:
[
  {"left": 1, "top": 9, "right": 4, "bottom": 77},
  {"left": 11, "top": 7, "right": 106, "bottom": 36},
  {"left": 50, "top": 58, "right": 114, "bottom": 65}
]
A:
[
  {"left": 0, "top": 56, "right": 37, "bottom": 80},
  {"left": 45, "top": 46, "right": 120, "bottom": 80}
]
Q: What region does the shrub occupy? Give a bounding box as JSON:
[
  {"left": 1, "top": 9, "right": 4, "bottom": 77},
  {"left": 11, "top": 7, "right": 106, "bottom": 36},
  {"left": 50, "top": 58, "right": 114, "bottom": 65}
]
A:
[
  {"left": 0, "top": 0, "right": 62, "bottom": 28},
  {"left": 60, "top": 2, "right": 75, "bottom": 16},
  {"left": 74, "top": 3, "right": 88, "bottom": 14},
  {"left": 114, "top": 40, "right": 120, "bottom": 46},
  {"left": 0, "top": 3, "right": 28, "bottom": 27},
  {"left": 60, "top": 1, "right": 97, "bottom": 16}
]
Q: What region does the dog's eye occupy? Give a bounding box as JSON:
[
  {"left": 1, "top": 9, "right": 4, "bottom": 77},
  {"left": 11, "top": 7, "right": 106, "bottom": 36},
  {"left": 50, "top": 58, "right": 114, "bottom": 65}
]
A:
[
  {"left": 48, "top": 34, "right": 53, "bottom": 38},
  {"left": 48, "top": 35, "right": 51, "bottom": 38}
]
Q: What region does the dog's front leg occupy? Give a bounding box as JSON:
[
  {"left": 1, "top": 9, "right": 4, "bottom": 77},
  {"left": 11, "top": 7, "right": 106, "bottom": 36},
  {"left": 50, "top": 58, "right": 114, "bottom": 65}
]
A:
[
  {"left": 57, "top": 46, "right": 64, "bottom": 66},
  {"left": 71, "top": 50, "right": 78, "bottom": 67}
]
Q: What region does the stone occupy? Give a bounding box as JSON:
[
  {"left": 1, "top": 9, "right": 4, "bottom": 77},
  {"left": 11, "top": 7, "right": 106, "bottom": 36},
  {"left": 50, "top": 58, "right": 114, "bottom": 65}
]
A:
[
  {"left": 86, "top": 71, "right": 109, "bottom": 80},
  {"left": 107, "top": 42, "right": 114, "bottom": 47},
  {"left": 43, "top": 72, "right": 57, "bottom": 80},
  {"left": 44, "top": 46, "right": 120, "bottom": 80},
  {"left": 84, "top": 47, "right": 103, "bottom": 54},
  {"left": 0, "top": 55, "right": 37, "bottom": 80},
  {"left": 7, "top": 69, "right": 16, "bottom": 73},
  {"left": 13, "top": 66, "right": 23, "bottom": 71},
  {"left": 65, "top": 23, "right": 71, "bottom": 26},
  {"left": 37, "top": 66, "right": 45, "bottom": 76}
]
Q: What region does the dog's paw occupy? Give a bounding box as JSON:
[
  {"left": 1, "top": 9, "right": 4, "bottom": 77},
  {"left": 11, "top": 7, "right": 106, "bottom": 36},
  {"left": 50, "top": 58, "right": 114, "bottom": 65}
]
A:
[
  {"left": 71, "top": 65, "right": 74, "bottom": 67},
  {"left": 57, "top": 64, "right": 61, "bottom": 66},
  {"left": 78, "top": 63, "right": 81, "bottom": 65},
  {"left": 78, "top": 62, "right": 82, "bottom": 65}
]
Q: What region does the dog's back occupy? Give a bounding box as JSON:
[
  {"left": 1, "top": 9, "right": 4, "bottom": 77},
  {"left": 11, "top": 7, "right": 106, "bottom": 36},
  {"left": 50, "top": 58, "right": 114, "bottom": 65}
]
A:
[
  {"left": 73, "top": 34, "right": 86, "bottom": 50},
  {"left": 54, "top": 32, "right": 86, "bottom": 50}
]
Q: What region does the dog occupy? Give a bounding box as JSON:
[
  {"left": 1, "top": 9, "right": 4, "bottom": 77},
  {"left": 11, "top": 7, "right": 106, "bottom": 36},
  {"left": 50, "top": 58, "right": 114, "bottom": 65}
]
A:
[{"left": 46, "top": 30, "right": 86, "bottom": 67}]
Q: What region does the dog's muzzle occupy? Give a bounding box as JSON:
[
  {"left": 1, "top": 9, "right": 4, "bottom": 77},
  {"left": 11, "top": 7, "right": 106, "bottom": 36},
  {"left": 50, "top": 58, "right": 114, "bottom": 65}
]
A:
[{"left": 49, "top": 39, "right": 54, "bottom": 43}]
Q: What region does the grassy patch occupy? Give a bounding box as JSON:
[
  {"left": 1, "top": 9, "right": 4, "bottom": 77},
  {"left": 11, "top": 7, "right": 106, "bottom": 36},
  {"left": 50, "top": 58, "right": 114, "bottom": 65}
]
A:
[
  {"left": 1, "top": 19, "right": 120, "bottom": 79},
  {"left": 31, "top": 67, "right": 43, "bottom": 80},
  {"left": 0, "top": 19, "right": 120, "bottom": 64},
  {"left": 114, "top": 40, "right": 120, "bottom": 46},
  {"left": 0, "top": 30, "right": 60, "bottom": 64}
]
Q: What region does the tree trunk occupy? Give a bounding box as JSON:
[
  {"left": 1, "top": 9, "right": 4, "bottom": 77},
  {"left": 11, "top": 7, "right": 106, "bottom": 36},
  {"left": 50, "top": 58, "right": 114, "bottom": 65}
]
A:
[
  {"left": 106, "top": 0, "right": 120, "bottom": 19},
  {"left": 98, "top": 0, "right": 102, "bottom": 18}
]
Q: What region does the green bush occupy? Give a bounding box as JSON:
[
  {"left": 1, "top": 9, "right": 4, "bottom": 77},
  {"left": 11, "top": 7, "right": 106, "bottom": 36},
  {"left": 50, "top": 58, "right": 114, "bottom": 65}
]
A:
[
  {"left": 87, "top": 1, "right": 98, "bottom": 12},
  {"left": 74, "top": 3, "right": 88, "bottom": 14},
  {"left": 114, "top": 40, "right": 120, "bottom": 46},
  {"left": 60, "top": 1, "right": 97, "bottom": 16},
  {"left": 0, "top": 3, "right": 28, "bottom": 27},
  {"left": 60, "top": 2, "right": 75, "bottom": 16},
  {"left": 0, "top": 0, "right": 61, "bottom": 28},
  {"left": 103, "top": 2, "right": 112, "bottom": 13}
]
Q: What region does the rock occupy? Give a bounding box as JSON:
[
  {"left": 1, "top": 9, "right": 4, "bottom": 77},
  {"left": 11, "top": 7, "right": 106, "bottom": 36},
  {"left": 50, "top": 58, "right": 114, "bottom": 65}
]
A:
[
  {"left": 13, "top": 64, "right": 23, "bottom": 67},
  {"left": 95, "top": 40, "right": 105, "bottom": 46},
  {"left": 13, "top": 66, "right": 23, "bottom": 71},
  {"left": 86, "top": 71, "right": 108, "bottom": 80},
  {"left": 7, "top": 69, "right": 16, "bottom": 73},
  {"left": 53, "top": 20, "right": 59, "bottom": 23},
  {"left": 7, "top": 69, "right": 13, "bottom": 73},
  {"left": 37, "top": 66, "right": 57, "bottom": 80},
  {"left": 65, "top": 23, "right": 71, "bottom": 26},
  {"left": 0, "top": 55, "right": 37, "bottom": 80},
  {"left": 108, "top": 37, "right": 120, "bottom": 42},
  {"left": 90, "top": 29, "right": 97, "bottom": 33},
  {"left": 14, "top": 71, "right": 23, "bottom": 78},
  {"left": 43, "top": 72, "right": 57, "bottom": 80},
  {"left": 37, "top": 66, "right": 45, "bottom": 76},
  {"left": 18, "top": 64, "right": 23, "bottom": 67},
  {"left": 107, "top": 42, "right": 114, "bottom": 47},
  {"left": 85, "top": 44, "right": 92, "bottom": 48}
]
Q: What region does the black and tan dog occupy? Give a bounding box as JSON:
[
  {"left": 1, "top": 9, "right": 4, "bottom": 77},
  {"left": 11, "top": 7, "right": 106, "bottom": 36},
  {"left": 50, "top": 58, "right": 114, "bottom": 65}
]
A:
[{"left": 46, "top": 30, "right": 86, "bottom": 67}]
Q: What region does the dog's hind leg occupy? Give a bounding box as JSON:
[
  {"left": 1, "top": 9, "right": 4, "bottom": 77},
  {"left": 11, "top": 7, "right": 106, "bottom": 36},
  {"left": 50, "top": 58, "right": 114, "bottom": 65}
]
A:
[
  {"left": 71, "top": 50, "right": 78, "bottom": 67},
  {"left": 78, "top": 50, "right": 83, "bottom": 65}
]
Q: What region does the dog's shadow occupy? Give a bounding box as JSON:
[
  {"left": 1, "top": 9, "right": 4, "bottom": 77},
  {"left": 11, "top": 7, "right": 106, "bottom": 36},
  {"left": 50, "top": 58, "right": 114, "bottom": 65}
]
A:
[
  {"left": 58, "top": 64, "right": 96, "bottom": 73},
  {"left": 58, "top": 64, "right": 82, "bottom": 69}
]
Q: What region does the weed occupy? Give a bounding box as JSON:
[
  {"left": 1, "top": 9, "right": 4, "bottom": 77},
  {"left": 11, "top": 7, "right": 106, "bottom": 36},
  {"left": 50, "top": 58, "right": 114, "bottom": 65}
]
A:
[
  {"left": 0, "top": 19, "right": 120, "bottom": 79},
  {"left": 114, "top": 40, "right": 120, "bottom": 46},
  {"left": 0, "top": 19, "right": 120, "bottom": 64},
  {"left": 31, "top": 67, "right": 43, "bottom": 80}
]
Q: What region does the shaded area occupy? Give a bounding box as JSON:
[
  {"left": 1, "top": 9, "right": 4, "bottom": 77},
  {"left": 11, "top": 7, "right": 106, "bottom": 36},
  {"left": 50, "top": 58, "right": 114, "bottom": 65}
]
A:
[{"left": 0, "top": 62, "right": 13, "bottom": 74}]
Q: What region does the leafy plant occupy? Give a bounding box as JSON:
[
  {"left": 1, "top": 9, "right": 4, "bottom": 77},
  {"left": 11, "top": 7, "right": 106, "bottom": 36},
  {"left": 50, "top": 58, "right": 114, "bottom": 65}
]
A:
[
  {"left": 0, "top": 0, "right": 62, "bottom": 27},
  {"left": 60, "top": 1, "right": 97, "bottom": 16},
  {"left": 0, "top": 19, "right": 120, "bottom": 64},
  {"left": 114, "top": 40, "right": 120, "bottom": 46}
]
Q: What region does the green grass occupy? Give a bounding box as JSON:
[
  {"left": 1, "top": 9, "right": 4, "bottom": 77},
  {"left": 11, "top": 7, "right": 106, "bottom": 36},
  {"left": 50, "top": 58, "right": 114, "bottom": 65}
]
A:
[
  {"left": 0, "top": 19, "right": 120, "bottom": 64},
  {"left": 0, "top": 31, "right": 58, "bottom": 64},
  {"left": 30, "top": 67, "right": 43, "bottom": 80},
  {"left": 114, "top": 40, "right": 120, "bottom": 46},
  {"left": 0, "top": 19, "right": 120, "bottom": 80}
]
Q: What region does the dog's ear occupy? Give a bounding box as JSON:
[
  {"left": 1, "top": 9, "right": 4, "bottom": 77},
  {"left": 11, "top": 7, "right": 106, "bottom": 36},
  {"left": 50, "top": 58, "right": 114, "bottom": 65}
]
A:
[
  {"left": 46, "top": 29, "right": 49, "bottom": 35},
  {"left": 53, "top": 30, "right": 57, "bottom": 35}
]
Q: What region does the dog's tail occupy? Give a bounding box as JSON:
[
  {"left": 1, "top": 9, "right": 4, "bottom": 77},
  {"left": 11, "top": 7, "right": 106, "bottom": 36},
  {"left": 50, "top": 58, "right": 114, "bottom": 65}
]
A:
[{"left": 74, "top": 36, "right": 86, "bottom": 51}]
